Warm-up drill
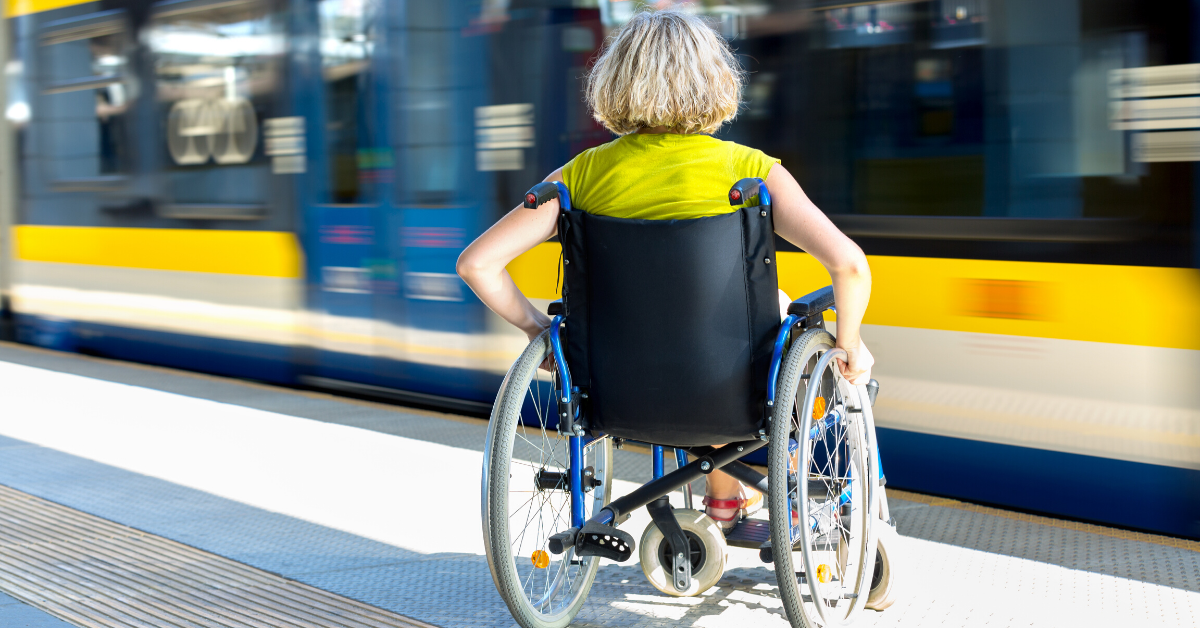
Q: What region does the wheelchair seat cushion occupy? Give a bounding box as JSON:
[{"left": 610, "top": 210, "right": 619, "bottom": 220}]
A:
[{"left": 559, "top": 205, "right": 779, "bottom": 447}]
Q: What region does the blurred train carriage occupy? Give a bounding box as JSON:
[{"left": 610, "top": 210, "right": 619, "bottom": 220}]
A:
[{"left": 2, "top": 0, "right": 1198, "bottom": 539}]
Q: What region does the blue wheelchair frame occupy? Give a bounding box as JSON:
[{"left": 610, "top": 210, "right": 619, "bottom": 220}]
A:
[{"left": 536, "top": 178, "right": 883, "bottom": 542}]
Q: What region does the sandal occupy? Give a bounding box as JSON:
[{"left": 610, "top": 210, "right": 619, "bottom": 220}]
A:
[{"left": 702, "top": 489, "right": 763, "bottom": 531}]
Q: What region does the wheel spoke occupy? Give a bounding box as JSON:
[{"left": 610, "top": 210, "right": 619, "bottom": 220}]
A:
[
  {"left": 486, "top": 337, "right": 610, "bottom": 622},
  {"left": 771, "top": 330, "right": 875, "bottom": 626}
]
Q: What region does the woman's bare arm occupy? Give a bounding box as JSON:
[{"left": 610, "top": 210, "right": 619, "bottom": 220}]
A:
[
  {"left": 767, "top": 164, "right": 874, "bottom": 384},
  {"left": 457, "top": 169, "right": 564, "bottom": 340}
]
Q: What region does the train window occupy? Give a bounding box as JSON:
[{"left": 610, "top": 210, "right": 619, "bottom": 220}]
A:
[
  {"left": 707, "top": 0, "right": 990, "bottom": 221},
  {"left": 393, "top": 1, "right": 460, "bottom": 206},
  {"left": 465, "top": 1, "right": 607, "bottom": 217},
  {"left": 37, "top": 8, "right": 133, "bottom": 184},
  {"left": 379, "top": 0, "right": 1191, "bottom": 264},
  {"left": 143, "top": 0, "right": 285, "bottom": 214},
  {"left": 650, "top": 0, "right": 1195, "bottom": 264},
  {"left": 318, "top": 0, "right": 382, "bottom": 204}
]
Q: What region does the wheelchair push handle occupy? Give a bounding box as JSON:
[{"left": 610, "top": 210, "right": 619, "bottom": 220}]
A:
[
  {"left": 523, "top": 181, "right": 572, "bottom": 210},
  {"left": 728, "top": 177, "right": 770, "bottom": 208}
]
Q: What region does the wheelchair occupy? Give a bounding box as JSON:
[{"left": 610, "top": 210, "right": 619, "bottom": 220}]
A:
[{"left": 482, "top": 179, "right": 900, "bottom": 628}]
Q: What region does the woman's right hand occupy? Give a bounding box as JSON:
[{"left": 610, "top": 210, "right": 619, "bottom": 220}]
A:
[
  {"left": 524, "top": 318, "right": 554, "bottom": 372},
  {"left": 835, "top": 338, "right": 874, "bottom": 386},
  {"left": 523, "top": 313, "right": 552, "bottom": 343}
]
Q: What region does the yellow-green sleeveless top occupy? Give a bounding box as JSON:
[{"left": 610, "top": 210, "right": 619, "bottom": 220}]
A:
[{"left": 561, "top": 133, "right": 779, "bottom": 220}]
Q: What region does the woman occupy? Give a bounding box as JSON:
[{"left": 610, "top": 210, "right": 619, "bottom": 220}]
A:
[{"left": 458, "top": 9, "right": 873, "bottom": 529}]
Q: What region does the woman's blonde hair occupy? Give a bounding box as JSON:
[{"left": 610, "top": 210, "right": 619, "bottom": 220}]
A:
[{"left": 586, "top": 10, "right": 744, "bottom": 136}]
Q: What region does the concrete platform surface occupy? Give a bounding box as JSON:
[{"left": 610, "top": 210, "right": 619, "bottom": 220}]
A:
[{"left": 0, "top": 343, "right": 1196, "bottom": 628}]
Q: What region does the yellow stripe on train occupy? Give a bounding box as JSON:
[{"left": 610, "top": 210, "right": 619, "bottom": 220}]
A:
[
  {"left": 507, "top": 242, "right": 1200, "bottom": 351},
  {"left": 12, "top": 226, "right": 304, "bottom": 279},
  {"left": 5, "top": 0, "right": 93, "bottom": 18}
]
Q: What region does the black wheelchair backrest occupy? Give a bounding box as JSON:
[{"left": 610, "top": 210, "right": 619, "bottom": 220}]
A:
[{"left": 557, "top": 203, "right": 780, "bottom": 447}]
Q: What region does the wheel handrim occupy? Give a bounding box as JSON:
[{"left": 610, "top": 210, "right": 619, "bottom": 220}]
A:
[
  {"left": 775, "top": 334, "right": 874, "bottom": 626},
  {"left": 797, "top": 349, "right": 872, "bottom": 624}
]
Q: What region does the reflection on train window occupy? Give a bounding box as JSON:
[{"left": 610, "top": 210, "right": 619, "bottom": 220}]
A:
[
  {"left": 319, "top": 0, "right": 383, "bottom": 204},
  {"left": 143, "top": 0, "right": 283, "bottom": 205},
  {"left": 931, "top": 0, "right": 986, "bottom": 48},
  {"left": 91, "top": 37, "right": 129, "bottom": 174},
  {"left": 823, "top": 3, "right": 915, "bottom": 48},
  {"left": 38, "top": 11, "right": 132, "bottom": 181}
]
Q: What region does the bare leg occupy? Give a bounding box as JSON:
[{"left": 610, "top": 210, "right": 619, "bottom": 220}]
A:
[
  {"left": 703, "top": 449, "right": 759, "bottom": 523},
  {"left": 706, "top": 469, "right": 742, "bottom": 500}
]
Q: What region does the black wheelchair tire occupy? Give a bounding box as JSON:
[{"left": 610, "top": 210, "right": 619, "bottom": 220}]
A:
[
  {"left": 482, "top": 330, "right": 613, "bottom": 628},
  {"left": 767, "top": 328, "right": 878, "bottom": 628}
]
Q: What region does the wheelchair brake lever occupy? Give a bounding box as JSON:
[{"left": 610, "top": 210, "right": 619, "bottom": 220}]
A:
[{"left": 865, "top": 379, "right": 879, "bottom": 407}]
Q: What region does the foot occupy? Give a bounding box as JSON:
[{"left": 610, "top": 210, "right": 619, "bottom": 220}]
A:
[{"left": 702, "top": 488, "right": 763, "bottom": 531}]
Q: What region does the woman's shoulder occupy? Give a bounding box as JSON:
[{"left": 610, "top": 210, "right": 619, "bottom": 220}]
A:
[
  {"left": 562, "top": 136, "right": 630, "bottom": 180},
  {"left": 713, "top": 138, "right": 774, "bottom": 159},
  {"left": 713, "top": 138, "right": 780, "bottom": 178}
]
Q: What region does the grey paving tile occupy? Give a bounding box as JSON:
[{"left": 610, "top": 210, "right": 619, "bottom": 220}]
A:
[{"left": 0, "top": 593, "right": 79, "bottom": 628}]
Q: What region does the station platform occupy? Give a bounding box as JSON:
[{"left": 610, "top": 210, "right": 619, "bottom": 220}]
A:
[{"left": 0, "top": 341, "right": 1196, "bottom": 628}]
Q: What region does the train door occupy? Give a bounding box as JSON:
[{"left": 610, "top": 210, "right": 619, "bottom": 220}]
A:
[
  {"left": 365, "top": 2, "right": 604, "bottom": 408},
  {"left": 370, "top": 0, "right": 494, "bottom": 406},
  {"left": 302, "top": 0, "right": 389, "bottom": 385}
]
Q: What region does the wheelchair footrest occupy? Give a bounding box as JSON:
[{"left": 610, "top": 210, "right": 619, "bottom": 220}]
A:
[
  {"left": 725, "top": 518, "right": 771, "bottom": 549},
  {"left": 750, "top": 522, "right": 838, "bottom": 563},
  {"left": 574, "top": 521, "right": 634, "bottom": 562}
]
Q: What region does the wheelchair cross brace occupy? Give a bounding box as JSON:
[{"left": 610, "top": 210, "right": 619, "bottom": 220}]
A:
[
  {"left": 598, "top": 439, "right": 766, "bottom": 524},
  {"left": 550, "top": 439, "right": 768, "bottom": 564},
  {"left": 684, "top": 447, "right": 769, "bottom": 494}
]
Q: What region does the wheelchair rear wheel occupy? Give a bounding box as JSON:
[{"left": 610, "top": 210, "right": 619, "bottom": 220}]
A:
[
  {"left": 768, "top": 329, "right": 877, "bottom": 627},
  {"left": 483, "top": 330, "right": 613, "bottom": 628}
]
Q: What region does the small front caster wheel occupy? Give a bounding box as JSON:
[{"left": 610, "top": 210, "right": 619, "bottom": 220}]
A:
[
  {"left": 638, "top": 509, "right": 727, "bottom": 597},
  {"left": 866, "top": 521, "right": 901, "bottom": 611}
]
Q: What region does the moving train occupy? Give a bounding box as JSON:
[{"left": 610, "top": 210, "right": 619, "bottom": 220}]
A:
[{"left": 2, "top": 0, "right": 1197, "bottom": 539}]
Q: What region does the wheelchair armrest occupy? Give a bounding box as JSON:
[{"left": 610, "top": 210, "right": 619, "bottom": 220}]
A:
[
  {"left": 787, "top": 286, "right": 835, "bottom": 318},
  {"left": 547, "top": 300, "right": 563, "bottom": 316}
]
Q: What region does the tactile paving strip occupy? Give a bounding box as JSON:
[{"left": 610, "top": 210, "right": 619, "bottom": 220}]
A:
[
  {"left": 0, "top": 484, "right": 435, "bottom": 628},
  {"left": 888, "top": 488, "right": 1200, "bottom": 552}
]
